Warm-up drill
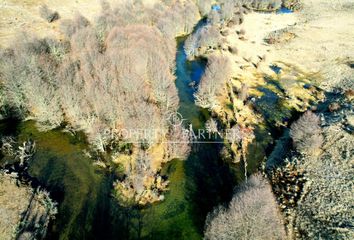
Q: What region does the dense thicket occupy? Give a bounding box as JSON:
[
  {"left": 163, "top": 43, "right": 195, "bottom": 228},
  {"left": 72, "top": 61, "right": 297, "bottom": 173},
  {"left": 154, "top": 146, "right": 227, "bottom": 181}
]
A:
[
  {"left": 294, "top": 125, "right": 354, "bottom": 239},
  {"left": 204, "top": 174, "right": 286, "bottom": 240},
  {"left": 0, "top": 0, "right": 201, "bottom": 151},
  {"left": 0, "top": 0, "right": 202, "bottom": 203},
  {"left": 0, "top": 25, "right": 176, "bottom": 152}
]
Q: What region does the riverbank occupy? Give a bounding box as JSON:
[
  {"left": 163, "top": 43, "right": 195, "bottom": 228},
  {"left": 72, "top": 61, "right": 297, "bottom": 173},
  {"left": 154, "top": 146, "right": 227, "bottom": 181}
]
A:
[
  {"left": 0, "top": 171, "right": 57, "bottom": 239},
  {"left": 227, "top": 0, "right": 354, "bottom": 92},
  {"left": 1, "top": 1, "right": 353, "bottom": 239},
  {"left": 0, "top": 3, "right": 232, "bottom": 238},
  {"left": 184, "top": 0, "right": 353, "bottom": 175}
]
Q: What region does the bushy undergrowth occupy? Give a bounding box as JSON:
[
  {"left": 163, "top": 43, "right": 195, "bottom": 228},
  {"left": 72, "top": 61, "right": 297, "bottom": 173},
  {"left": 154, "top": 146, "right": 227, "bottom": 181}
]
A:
[
  {"left": 0, "top": 1, "right": 200, "bottom": 150},
  {"left": 39, "top": 4, "right": 60, "bottom": 23},
  {"left": 282, "top": 0, "right": 302, "bottom": 10},
  {"left": 293, "top": 110, "right": 354, "bottom": 239},
  {"left": 290, "top": 111, "right": 323, "bottom": 155},
  {"left": 270, "top": 97, "right": 354, "bottom": 239},
  {"left": 195, "top": 56, "right": 232, "bottom": 109},
  {"left": 0, "top": 0, "right": 202, "bottom": 203},
  {"left": 204, "top": 174, "right": 286, "bottom": 240}
]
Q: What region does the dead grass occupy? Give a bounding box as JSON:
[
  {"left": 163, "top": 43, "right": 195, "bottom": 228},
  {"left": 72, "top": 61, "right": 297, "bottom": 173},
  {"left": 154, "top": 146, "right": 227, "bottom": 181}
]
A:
[{"left": 0, "top": 173, "right": 30, "bottom": 239}]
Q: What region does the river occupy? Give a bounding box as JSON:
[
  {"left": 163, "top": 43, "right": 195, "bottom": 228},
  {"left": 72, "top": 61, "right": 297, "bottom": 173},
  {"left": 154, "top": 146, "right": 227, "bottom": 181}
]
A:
[{"left": 0, "top": 31, "right": 262, "bottom": 240}]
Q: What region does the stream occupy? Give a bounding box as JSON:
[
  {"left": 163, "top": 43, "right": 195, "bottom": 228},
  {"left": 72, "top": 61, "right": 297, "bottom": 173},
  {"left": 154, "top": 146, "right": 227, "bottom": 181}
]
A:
[{"left": 0, "top": 29, "right": 265, "bottom": 240}]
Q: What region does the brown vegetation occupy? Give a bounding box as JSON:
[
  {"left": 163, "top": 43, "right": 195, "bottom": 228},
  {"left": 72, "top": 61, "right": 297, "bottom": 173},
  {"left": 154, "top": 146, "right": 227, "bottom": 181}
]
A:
[
  {"left": 282, "top": 0, "right": 302, "bottom": 10},
  {"left": 204, "top": 174, "right": 286, "bottom": 240},
  {"left": 0, "top": 137, "right": 57, "bottom": 240},
  {"left": 290, "top": 111, "right": 323, "bottom": 155},
  {"left": 0, "top": 172, "right": 57, "bottom": 240},
  {"left": 269, "top": 94, "right": 354, "bottom": 239},
  {"left": 39, "top": 4, "right": 60, "bottom": 23},
  {"left": 184, "top": 24, "right": 221, "bottom": 59},
  {"left": 194, "top": 56, "right": 232, "bottom": 109},
  {"left": 0, "top": 0, "right": 202, "bottom": 204}
]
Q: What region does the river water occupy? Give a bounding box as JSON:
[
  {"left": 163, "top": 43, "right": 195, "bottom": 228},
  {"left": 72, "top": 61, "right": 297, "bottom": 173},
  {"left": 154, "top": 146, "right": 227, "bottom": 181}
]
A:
[{"left": 0, "top": 33, "right": 262, "bottom": 240}]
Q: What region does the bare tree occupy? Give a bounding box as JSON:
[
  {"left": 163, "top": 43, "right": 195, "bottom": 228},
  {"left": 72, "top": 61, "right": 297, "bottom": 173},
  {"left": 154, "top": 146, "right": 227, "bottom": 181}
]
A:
[
  {"left": 195, "top": 56, "right": 232, "bottom": 109},
  {"left": 185, "top": 24, "right": 221, "bottom": 59},
  {"left": 0, "top": 0, "right": 202, "bottom": 204},
  {"left": 207, "top": 10, "right": 221, "bottom": 25},
  {"left": 167, "top": 124, "right": 191, "bottom": 160},
  {"left": 199, "top": 25, "right": 221, "bottom": 50},
  {"left": 204, "top": 174, "right": 286, "bottom": 240},
  {"left": 184, "top": 29, "right": 200, "bottom": 59},
  {"left": 290, "top": 111, "right": 323, "bottom": 155}
]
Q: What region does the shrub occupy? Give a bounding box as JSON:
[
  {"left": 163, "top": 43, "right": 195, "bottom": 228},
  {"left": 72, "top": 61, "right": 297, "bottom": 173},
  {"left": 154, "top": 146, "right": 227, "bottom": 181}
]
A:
[
  {"left": 195, "top": 56, "right": 232, "bottom": 109},
  {"left": 256, "top": 0, "right": 282, "bottom": 11},
  {"left": 290, "top": 111, "right": 323, "bottom": 155},
  {"left": 282, "top": 0, "right": 302, "bottom": 11},
  {"left": 227, "top": 13, "right": 243, "bottom": 27},
  {"left": 0, "top": 85, "right": 7, "bottom": 118},
  {"left": 228, "top": 45, "right": 238, "bottom": 54},
  {"left": 204, "top": 174, "right": 286, "bottom": 240},
  {"left": 184, "top": 24, "right": 221, "bottom": 59},
  {"left": 167, "top": 124, "right": 191, "bottom": 160},
  {"left": 60, "top": 13, "right": 90, "bottom": 37},
  {"left": 39, "top": 4, "right": 60, "bottom": 23}
]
